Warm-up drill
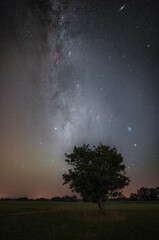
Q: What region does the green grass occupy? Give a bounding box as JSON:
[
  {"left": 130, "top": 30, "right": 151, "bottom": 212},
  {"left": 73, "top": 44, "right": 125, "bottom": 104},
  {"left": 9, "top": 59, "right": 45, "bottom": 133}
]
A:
[{"left": 0, "top": 201, "right": 159, "bottom": 240}]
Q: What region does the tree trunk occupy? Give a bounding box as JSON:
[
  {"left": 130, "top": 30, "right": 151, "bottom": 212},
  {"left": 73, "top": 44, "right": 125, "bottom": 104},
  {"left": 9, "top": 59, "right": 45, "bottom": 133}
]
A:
[{"left": 97, "top": 198, "right": 105, "bottom": 215}]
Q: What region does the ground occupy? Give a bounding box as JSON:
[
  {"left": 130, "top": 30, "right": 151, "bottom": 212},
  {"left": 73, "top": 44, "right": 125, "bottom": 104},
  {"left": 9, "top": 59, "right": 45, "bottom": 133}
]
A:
[{"left": 0, "top": 201, "right": 159, "bottom": 240}]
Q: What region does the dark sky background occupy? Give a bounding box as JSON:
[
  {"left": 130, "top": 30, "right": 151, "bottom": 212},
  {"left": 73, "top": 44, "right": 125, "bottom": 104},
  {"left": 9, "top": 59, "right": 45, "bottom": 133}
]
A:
[{"left": 0, "top": 0, "right": 159, "bottom": 198}]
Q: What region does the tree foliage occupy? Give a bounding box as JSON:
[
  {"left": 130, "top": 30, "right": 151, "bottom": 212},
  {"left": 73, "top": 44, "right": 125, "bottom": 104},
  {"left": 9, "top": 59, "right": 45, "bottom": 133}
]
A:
[
  {"left": 63, "top": 143, "right": 130, "bottom": 213},
  {"left": 130, "top": 187, "right": 159, "bottom": 201}
]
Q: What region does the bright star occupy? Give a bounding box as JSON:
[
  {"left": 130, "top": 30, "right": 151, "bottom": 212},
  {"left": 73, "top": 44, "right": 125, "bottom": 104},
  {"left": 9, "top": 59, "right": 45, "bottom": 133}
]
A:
[{"left": 128, "top": 126, "right": 132, "bottom": 132}]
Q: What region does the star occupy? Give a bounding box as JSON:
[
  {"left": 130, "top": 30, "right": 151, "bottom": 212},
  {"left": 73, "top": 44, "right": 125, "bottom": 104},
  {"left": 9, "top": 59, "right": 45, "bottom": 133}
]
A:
[{"left": 128, "top": 126, "right": 132, "bottom": 132}]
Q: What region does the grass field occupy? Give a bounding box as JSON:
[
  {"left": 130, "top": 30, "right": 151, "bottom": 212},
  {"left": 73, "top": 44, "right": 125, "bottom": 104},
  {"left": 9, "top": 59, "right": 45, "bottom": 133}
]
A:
[{"left": 0, "top": 201, "right": 159, "bottom": 240}]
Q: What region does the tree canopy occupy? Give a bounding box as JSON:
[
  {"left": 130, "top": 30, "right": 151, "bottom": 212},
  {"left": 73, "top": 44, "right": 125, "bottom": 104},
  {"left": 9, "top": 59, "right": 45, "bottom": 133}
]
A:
[
  {"left": 63, "top": 143, "right": 130, "bottom": 214},
  {"left": 130, "top": 187, "right": 159, "bottom": 201}
]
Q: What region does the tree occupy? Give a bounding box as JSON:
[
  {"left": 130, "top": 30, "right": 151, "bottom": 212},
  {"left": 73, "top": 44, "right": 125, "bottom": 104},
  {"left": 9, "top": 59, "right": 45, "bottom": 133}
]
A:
[
  {"left": 130, "top": 193, "right": 138, "bottom": 201},
  {"left": 137, "top": 187, "right": 150, "bottom": 201},
  {"left": 155, "top": 187, "right": 159, "bottom": 200},
  {"left": 136, "top": 187, "right": 159, "bottom": 201},
  {"left": 63, "top": 143, "right": 130, "bottom": 214}
]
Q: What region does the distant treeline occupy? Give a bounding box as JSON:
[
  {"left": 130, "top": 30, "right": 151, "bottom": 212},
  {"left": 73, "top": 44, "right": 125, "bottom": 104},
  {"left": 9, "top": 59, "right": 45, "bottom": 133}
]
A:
[
  {"left": 130, "top": 187, "right": 159, "bottom": 201},
  {"left": 0, "top": 195, "right": 80, "bottom": 202},
  {"left": 0, "top": 187, "right": 159, "bottom": 201}
]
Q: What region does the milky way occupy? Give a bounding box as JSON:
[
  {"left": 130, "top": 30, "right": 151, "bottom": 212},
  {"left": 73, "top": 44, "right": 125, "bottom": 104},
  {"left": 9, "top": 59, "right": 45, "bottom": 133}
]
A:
[{"left": 0, "top": 0, "right": 159, "bottom": 198}]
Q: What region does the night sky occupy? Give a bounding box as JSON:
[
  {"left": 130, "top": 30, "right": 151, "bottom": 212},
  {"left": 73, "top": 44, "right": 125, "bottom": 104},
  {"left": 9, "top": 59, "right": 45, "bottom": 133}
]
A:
[{"left": 0, "top": 0, "right": 159, "bottom": 199}]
